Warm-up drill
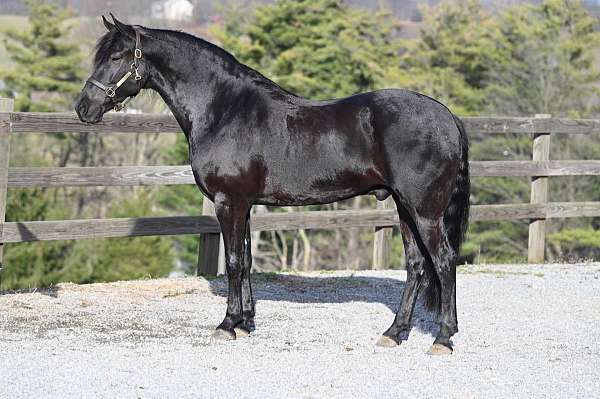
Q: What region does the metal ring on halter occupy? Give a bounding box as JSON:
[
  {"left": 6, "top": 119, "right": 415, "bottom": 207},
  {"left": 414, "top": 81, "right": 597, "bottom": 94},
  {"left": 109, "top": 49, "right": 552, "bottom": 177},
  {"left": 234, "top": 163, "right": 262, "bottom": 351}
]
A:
[
  {"left": 114, "top": 96, "right": 134, "bottom": 112},
  {"left": 105, "top": 87, "right": 116, "bottom": 98}
]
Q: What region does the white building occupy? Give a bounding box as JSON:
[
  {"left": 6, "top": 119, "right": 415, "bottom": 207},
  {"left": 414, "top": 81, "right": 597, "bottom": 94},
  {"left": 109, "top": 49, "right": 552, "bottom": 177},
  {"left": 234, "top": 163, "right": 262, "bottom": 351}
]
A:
[{"left": 151, "top": 0, "right": 194, "bottom": 22}]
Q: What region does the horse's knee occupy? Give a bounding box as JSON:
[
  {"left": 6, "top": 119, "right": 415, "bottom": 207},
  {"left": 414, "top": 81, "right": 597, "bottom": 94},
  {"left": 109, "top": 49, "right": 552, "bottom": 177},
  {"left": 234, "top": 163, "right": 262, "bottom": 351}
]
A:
[{"left": 225, "top": 261, "right": 243, "bottom": 279}]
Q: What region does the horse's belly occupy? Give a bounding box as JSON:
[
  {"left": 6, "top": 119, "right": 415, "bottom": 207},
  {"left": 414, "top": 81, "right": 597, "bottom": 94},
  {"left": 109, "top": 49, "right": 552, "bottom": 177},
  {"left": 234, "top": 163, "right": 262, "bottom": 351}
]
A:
[{"left": 258, "top": 161, "right": 385, "bottom": 206}]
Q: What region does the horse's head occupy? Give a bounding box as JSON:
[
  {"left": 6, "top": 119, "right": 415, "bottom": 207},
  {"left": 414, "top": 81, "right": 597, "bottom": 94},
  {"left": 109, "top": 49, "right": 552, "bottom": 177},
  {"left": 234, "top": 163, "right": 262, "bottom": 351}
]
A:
[{"left": 76, "top": 15, "right": 147, "bottom": 123}]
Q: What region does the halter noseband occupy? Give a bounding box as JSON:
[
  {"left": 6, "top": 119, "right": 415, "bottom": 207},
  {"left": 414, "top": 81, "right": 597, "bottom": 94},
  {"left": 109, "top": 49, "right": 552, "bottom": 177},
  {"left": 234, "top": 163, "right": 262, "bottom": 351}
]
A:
[{"left": 87, "top": 28, "right": 143, "bottom": 112}]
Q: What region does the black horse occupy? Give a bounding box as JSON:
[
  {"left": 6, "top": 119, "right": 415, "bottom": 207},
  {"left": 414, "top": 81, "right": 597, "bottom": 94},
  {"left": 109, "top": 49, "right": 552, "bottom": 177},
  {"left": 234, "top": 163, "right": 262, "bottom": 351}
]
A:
[{"left": 75, "top": 15, "right": 470, "bottom": 355}]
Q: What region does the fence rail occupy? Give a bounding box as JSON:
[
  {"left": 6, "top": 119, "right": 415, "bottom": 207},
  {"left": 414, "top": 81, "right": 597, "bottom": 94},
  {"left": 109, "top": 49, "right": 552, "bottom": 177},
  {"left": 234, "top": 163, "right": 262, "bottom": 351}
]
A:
[
  {"left": 1, "top": 107, "right": 600, "bottom": 273},
  {"left": 2, "top": 202, "right": 600, "bottom": 245},
  {"left": 5, "top": 112, "right": 600, "bottom": 134},
  {"left": 6, "top": 160, "right": 600, "bottom": 188}
]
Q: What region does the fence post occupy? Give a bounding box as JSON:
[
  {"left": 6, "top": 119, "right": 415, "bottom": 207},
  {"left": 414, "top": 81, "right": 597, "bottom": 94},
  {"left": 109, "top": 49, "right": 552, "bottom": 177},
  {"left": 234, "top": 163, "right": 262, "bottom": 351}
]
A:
[
  {"left": 0, "top": 98, "right": 14, "bottom": 274},
  {"left": 528, "top": 114, "right": 551, "bottom": 263},
  {"left": 372, "top": 196, "right": 394, "bottom": 270},
  {"left": 197, "top": 198, "right": 225, "bottom": 276}
]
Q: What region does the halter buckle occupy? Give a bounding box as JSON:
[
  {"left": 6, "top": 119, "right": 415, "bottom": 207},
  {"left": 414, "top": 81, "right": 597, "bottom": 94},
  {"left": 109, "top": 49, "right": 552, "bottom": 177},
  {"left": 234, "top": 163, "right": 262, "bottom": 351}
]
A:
[
  {"left": 132, "top": 63, "right": 142, "bottom": 81},
  {"left": 134, "top": 48, "right": 142, "bottom": 59},
  {"left": 105, "top": 87, "right": 116, "bottom": 98}
]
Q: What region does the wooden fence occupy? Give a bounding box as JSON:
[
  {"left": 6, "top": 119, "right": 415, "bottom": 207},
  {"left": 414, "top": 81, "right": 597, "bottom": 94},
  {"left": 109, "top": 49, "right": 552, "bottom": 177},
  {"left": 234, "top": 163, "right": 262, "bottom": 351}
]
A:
[{"left": 1, "top": 99, "right": 600, "bottom": 274}]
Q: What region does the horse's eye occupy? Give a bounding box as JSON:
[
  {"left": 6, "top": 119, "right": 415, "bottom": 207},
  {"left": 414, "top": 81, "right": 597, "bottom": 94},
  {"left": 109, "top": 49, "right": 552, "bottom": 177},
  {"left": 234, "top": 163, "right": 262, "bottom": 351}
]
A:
[{"left": 111, "top": 55, "right": 122, "bottom": 61}]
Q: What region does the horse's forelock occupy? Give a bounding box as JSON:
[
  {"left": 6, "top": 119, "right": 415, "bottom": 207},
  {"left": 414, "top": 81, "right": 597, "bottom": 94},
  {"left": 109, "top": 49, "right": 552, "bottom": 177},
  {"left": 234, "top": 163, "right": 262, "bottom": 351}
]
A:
[{"left": 93, "top": 30, "right": 121, "bottom": 67}]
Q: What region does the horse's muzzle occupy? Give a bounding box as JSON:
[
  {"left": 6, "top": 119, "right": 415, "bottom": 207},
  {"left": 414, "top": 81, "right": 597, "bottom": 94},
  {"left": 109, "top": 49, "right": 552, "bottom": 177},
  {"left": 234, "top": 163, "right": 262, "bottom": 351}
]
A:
[{"left": 75, "top": 99, "right": 103, "bottom": 124}]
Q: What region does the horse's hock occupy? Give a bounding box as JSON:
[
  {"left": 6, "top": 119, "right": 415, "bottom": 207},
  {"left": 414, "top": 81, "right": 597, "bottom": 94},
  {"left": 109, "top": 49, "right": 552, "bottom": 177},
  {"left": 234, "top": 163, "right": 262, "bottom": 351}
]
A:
[{"left": 1, "top": 106, "right": 600, "bottom": 273}]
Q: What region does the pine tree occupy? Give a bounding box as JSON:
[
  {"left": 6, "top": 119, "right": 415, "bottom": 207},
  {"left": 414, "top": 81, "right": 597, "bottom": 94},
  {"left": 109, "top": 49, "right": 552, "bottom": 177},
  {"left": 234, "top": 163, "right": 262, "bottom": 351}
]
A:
[
  {"left": 0, "top": 1, "right": 175, "bottom": 290},
  {"left": 213, "top": 0, "right": 401, "bottom": 100},
  {"left": 386, "top": 0, "right": 504, "bottom": 115},
  {"left": 488, "top": 0, "right": 600, "bottom": 116},
  {"left": 1, "top": 0, "right": 84, "bottom": 111}
]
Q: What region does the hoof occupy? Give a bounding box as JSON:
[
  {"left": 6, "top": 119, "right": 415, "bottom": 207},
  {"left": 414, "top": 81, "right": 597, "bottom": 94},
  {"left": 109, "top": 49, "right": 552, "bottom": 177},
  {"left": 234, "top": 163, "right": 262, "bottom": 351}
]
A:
[
  {"left": 427, "top": 343, "right": 453, "bottom": 355},
  {"left": 234, "top": 327, "right": 250, "bottom": 338},
  {"left": 376, "top": 335, "right": 399, "bottom": 348},
  {"left": 211, "top": 329, "right": 236, "bottom": 341}
]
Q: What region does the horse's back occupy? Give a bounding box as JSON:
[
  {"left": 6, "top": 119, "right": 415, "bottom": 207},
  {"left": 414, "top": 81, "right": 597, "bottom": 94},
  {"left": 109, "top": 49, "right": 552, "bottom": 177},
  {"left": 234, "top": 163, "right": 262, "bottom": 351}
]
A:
[
  {"left": 304, "top": 88, "right": 462, "bottom": 178},
  {"left": 297, "top": 88, "right": 461, "bottom": 156}
]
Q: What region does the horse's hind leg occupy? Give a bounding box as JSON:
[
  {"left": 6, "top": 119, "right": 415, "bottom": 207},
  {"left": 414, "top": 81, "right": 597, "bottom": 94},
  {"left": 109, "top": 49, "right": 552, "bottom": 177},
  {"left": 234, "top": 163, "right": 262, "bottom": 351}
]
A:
[
  {"left": 234, "top": 220, "right": 255, "bottom": 338},
  {"left": 413, "top": 215, "right": 458, "bottom": 355},
  {"left": 376, "top": 219, "right": 425, "bottom": 347}
]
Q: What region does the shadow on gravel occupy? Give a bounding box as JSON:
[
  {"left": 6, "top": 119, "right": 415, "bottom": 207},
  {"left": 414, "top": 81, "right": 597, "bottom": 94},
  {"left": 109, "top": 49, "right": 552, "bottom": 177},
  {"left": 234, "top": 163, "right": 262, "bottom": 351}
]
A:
[
  {"left": 0, "top": 286, "right": 60, "bottom": 298},
  {"left": 207, "top": 274, "right": 439, "bottom": 337}
]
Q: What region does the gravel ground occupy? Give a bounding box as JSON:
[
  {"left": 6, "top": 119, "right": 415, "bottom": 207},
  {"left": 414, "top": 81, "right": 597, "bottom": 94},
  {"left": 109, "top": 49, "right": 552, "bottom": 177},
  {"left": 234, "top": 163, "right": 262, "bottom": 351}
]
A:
[{"left": 1, "top": 263, "right": 599, "bottom": 399}]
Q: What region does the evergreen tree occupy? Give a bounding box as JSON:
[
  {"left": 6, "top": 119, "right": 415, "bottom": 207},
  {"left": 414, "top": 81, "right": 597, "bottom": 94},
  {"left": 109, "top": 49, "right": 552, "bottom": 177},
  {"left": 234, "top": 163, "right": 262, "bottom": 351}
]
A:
[
  {"left": 1, "top": 0, "right": 84, "bottom": 111},
  {"left": 488, "top": 0, "right": 600, "bottom": 117},
  {"left": 396, "top": 0, "right": 600, "bottom": 262},
  {"left": 386, "top": 0, "right": 504, "bottom": 115},
  {"left": 213, "top": 0, "right": 401, "bottom": 100},
  {"left": 0, "top": 1, "right": 175, "bottom": 290}
]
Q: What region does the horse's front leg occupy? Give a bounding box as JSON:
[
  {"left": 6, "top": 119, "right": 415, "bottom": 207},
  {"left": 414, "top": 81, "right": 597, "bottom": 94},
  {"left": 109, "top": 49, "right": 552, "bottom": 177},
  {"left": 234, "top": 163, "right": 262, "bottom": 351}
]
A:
[
  {"left": 234, "top": 220, "right": 255, "bottom": 338},
  {"left": 212, "top": 194, "right": 250, "bottom": 340}
]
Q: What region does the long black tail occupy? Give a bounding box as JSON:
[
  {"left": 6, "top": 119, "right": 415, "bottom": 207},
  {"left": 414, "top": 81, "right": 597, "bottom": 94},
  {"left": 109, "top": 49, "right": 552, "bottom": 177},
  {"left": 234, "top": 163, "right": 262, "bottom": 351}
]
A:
[
  {"left": 446, "top": 115, "right": 471, "bottom": 253},
  {"left": 422, "top": 114, "right": 470, "bottom": 312}
]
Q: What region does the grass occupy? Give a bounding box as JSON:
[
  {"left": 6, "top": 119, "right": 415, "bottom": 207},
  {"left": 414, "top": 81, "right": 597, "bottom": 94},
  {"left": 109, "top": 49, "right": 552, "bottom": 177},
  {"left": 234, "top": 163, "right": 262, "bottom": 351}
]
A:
[
  {"left": 196, "top": 272, "right": 221, "bottom": 281},
  {"left": 458, "top": 267, "right": 545, "bottom": 278}
]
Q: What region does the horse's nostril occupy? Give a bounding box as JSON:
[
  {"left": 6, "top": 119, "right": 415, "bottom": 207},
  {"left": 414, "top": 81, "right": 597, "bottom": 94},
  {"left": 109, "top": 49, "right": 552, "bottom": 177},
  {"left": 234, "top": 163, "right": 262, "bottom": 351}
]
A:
[{"left": 76, "top": 102, "right": 88, "bottom": 116}]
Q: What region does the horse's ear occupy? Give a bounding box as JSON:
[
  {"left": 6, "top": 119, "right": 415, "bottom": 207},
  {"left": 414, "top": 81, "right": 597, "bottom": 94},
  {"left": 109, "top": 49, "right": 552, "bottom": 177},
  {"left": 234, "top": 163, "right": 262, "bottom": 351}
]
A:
[
  {"left": 102, "top": 15, "right": 115, "bottom": 31},
  {"left": 110, "top": 13, "right": 136, "bottom": 39}
]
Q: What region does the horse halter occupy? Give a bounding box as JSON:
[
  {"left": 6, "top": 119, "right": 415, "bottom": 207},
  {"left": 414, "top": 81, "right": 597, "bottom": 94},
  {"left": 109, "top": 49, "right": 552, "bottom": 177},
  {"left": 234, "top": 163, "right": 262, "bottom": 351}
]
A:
[{"left": 87, "top": 28, "right": 143, "bottom": 112}]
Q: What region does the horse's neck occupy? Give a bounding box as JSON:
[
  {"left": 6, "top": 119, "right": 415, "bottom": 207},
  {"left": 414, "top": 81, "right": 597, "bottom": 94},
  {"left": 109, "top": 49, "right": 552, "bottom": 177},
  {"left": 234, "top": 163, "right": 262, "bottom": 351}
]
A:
[
  {"left": 145, "top": 36, "right": 249, "bottom": 136},
  {"left": 147, "top": 71, "right": 199, "bottom": 135}
]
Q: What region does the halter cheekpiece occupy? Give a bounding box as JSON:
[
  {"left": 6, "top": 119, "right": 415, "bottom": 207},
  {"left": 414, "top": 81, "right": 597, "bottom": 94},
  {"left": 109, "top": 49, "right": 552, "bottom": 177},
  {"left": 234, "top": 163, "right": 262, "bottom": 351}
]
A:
[{"left": 87, "top": 28, "right": 143, "bottom": 112}]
